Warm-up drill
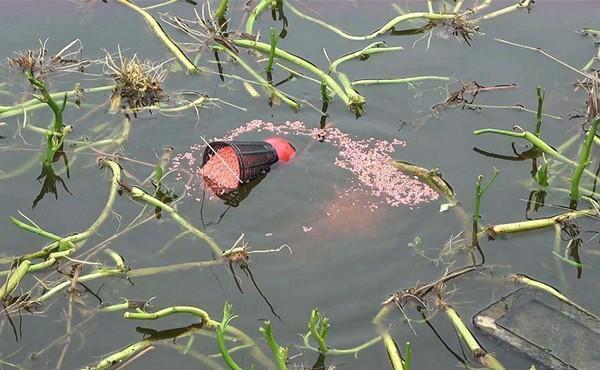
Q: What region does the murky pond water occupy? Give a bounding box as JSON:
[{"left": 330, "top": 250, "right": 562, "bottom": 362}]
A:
[{"left": 1, "top": 1, "right": 599, "bottom": 369}]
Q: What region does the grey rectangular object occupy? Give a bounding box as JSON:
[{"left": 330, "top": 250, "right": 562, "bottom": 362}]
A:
[{"left": 473, "top": 287, "right": 600, "bottom": 370}]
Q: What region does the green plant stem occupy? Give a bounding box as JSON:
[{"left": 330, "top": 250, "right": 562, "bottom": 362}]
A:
[
  {"left": 352, "top": 76, "right": 450, "bottom": 86},
  {"left": 0, "top": 85, "right": 114, "bottom": 119},
  {"left": 217, "top": 323, "right": 243, "bottom": 369},
  {"left": 97, "top": 300, "right": 132, "bottom": 313},
  {"left": 7, "top": 158, "right": 121, "bottom": 264},
  {"left": 403, "top": 342, "right": 412, "bottom": 370},
  {"left": 33, "top": 260, "right": 221, "bottom": 303},
  {"left": 115, "top": 0, "right": 198, "bottom": 73},
  {"left": 230, "top": 39, "right": 353, "bottom": 107},
  {"left": 474, "top": 128, "right": 570, "bottom": 162},
  {"left": 307, "top": 309, "right": 330, "bottom": 353},
  {"left": 330, "top": 42, "right": 403, "bottom": 72},
  {"left": 216, "top": 302, "right": 276, "bottom": 369},
  {"left": 476, "top": 128, "right": 600, "bottom": 186},
  {"left": 213, "top": 45, "right": 299, "bottom": 110},
  {"left": 260, "top": 322, "right": 287, "bottom": 370},
  {"left": 481, "top": 208, "right": 596, "bottom": 236},
  {"left": 265, "top": 27, "right": 278, "bottom": 76},
  {"left": 510, "top": 274, "right": 599, "bottom": 320},
  {"left": 301, "top": 333, "right": 382, "bottom": 356},
  {"left": 83, "top": 338, "right": 155, "bottom": 370},
  {"left": 328, "top": 336, "right": 382, "bottom": 356},
  {"left": 534, "top": 85, "right": 544, "bottom": 137},
  {"left": 373, "top": 304, "right": 405, "bottom": 370},
  {"left": 245, "top": 0, "right": 276, "bottom": 34},
  {"left": 24, "top": 71, "right": 64, "bottom": 132},
  {"left": 285, "top": 2, "right": 455, "bottom": 41},
  {"left": 125, "top": 306, "right": 219, "bottom": 327},
  {"left": 128, "top": 186, "right": 223, "bottom": 256},
  {"left": 472, "top": 169, "right": 500, "bottom": 246},
  {"left": 0, "top": 260, "right": 31, "bottom": 301},
  {"left": 442, "top": 304, "right": 506, "bottom": 370},
  {"left": 214, "top": 0, "right": 229, "bottom": 20},
  {"left": 24, "top": 71, "right": 70, "bottom": 172},
  {"left": 474, "top": 0, "right": 533, "bottom": 22},
  {"left": 337, "top": 71, "right": 364, "bottom": 113},
  {"left": 9, "top": 217, "right": 63, "bottom": 241},
  {"left": 570, "top": 117, "right": 600, "bottom": 204}
]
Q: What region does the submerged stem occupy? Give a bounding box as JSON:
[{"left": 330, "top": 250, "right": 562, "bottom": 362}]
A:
[
  {"left": 128, "top": 186, "right": 223, "bottom": 256},
  {"left": 115, "top": 0, "right": 198, "bottom": 73},
  {"left": 231, "top": 39, "right": 352, "bottom": 107}
]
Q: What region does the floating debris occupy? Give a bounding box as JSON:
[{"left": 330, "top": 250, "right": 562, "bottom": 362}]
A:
[{"left": 173, "top": 120, "right": 439, "bottom": 208}]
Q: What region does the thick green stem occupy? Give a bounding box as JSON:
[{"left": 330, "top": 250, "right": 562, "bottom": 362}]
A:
[
  {"left": 115, "top": 0, "right": 198, "bottom": 73},
  {"left": 125, "top": 306, "right": 219, "bottom": 328},
  {"left": 214, "top": 0, "right": 229, "bottom": 22},
  {"left": 83, "top": 339, "right": 154, "bottom": 370},
  {"left": 474, "top": 128, "right": 574, "bottom": 165},
  {"left": 245, "top": 0, "right": 276, "bottom": 34},
  {"left": 0, "top": 260, "right": 31, "bottom": 301},
  {"left": 213, "top": 45, "right": 299, "bottom": 110},
  {"left": 570, "top": 117, "right": 600, "bottom": 204},
  {"left": 373, "top": 304, "right": 405, "bottom": 370},
  {"left": 482, "top": 208, "right": 596, "bottom": 237},
  {"left": 260, "top": 322, "right": 287, "bottom": 370},
  {"left": 231, "top": 39, "right": 352, "bottom": 107},
  {"left": 0, "top": 85, "right": 114, "bottom": 119},
  {"left": 442, "top": 304, "right": 506, "bottom": 370}
]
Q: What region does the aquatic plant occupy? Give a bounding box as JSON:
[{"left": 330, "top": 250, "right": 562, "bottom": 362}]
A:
[
  {"left": 6, "top": 40, "right": 91, "bottom": 206},
  {"left": 103, "top": 49, "right": 168, "bottom": 115}
]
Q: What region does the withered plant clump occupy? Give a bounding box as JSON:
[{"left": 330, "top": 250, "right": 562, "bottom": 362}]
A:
[
  {"left": 104, "top": 50, "right": 168, "bottom": 115},
  {"left": 6, "top": 39, "right": 88, "bottom": 80}
]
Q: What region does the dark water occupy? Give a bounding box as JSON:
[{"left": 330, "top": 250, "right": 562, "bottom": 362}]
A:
[{"left": 1, "top": 1, "right": 599, "bottom": 369}]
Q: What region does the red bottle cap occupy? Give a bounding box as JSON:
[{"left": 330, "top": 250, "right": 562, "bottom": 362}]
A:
[{"left": 265, "top": 137, "right": 296, "bottom": 162}]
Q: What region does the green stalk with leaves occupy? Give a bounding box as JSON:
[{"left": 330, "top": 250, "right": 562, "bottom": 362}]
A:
[{"left": 260, "top": 321, "right": 288, "bottom": 370}]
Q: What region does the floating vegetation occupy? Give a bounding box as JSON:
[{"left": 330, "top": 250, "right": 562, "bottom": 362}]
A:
[
  {"left": 6, "top": 39, "right": 91, "bottom": 207},
  {"left": 104, "top": 50, "right": 168, "bottom": 115}
]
